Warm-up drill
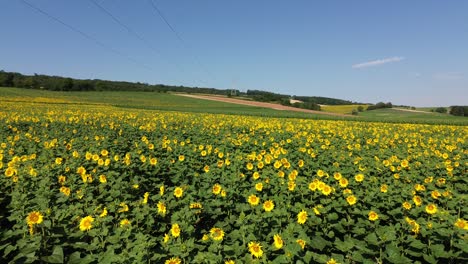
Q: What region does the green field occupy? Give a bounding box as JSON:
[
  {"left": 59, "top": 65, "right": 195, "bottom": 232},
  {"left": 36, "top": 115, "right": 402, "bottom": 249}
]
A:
[
  {"left": 1, "top": 87, "right": 467, "bottom": 125},
  {"left": 320, "top": 105, "right": 369, "bottom": 114}
]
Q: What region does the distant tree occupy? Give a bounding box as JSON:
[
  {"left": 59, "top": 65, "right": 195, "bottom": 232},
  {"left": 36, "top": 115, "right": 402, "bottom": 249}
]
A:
[
  {"left": 434, "top": 107, "right": 447, "bottom": 114},
  {"left": 357, "top": 106, "right": 364, "bottom": 112},
  {"left": 411, "top": 107, "right": 416, "bottom": 110},
  {"left": 449, "top": 106, "right": 467, "bottom": 116},
  {"left": 351, "top": 109, "right": 359, "bottom": 115}
]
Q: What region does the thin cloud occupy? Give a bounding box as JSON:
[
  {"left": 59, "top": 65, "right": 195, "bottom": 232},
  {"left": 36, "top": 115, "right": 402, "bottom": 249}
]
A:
[
  {"left": 352, "top": 57, "right": 405, "bottom": 69},
  {"left": 433, "top": 72, "right": 463, "bottom": 80}
]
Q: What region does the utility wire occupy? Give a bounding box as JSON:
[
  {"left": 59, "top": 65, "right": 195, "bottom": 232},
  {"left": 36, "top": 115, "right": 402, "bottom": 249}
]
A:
[
  {"left": 147, "top": 0, "right": 215, "bottom": 85},
  {"left": 20, "top": 0, "right": 153, "bottom": 71},
  {"left": 89, "top": 0, "right": 207, "bottom": 87}
]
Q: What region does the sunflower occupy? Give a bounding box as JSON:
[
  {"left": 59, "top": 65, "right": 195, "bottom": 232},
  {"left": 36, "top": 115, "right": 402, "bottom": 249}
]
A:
[
  {"left": 288, "top": 181, "right": 296, "bottom": 191},
  {"left": 263, "top": 200, "right": 274, "bottom": 212},
  {"left": 346, "top": 195, "right": 357, "bottom": 206},
  {"left": 118, "top": 202, "right": 129, "bottom": 213},
  {"left": 99, "top": 174, "right": 107, "bottom": 183},
  {"left": 308, "top": 182, "right": 317, "bottom": 191},
  {"left": 142, "top": 192, "right": 149, "bottom": 204},
  {"left": 248, "top": 241, "right": 263, "bottom": 258},
  {"left": 26, "top": 211, "right": 44, "bottom": 225},
  {"left": 160, "top": 185, "right": 165, "bottom": 196},
  {"left": 425, "top": 203, "right": 437, "bottom": 214},
  {"left": 296, "top": 239, "right": 306, "bottom": 250},
  {"left": 297, "top": 210, "right": 308, "bottom": 224},
  {"left": 413, "top": 196, "right": 422, "bottom": 206},
  {"left": 321, "top": 185, "right": 332, "bottom": 196},
  {"left": 246, "top": 163, "right": 254, "bottom": 170},
  {"left": 212, "top": 184, "right": 222, "bottom": 195},
  {"left": 120, "top": 218, "right": 131, "bottom": 228},
  {"left": 339, "top": 178, "right": 348, "bottom": 188},
  {"left": 150, "top": 157, "right": 158, "bottom": 165},
  {"left": 454, "top": 219, "right": 468, "bottom": 230},
  {"left": 99, "top": 207, "right": 108, "bottom": 217},
  {"left": 326, "top": 258, "right": 338, "bottom": 264},
  {"left": 60, "top": 186, "right": 71, "bottom": 196},
  {"left": 174, "top": 187, "right": 183, "bottom": 198},
  {"left": 273, "top": 234, "right": 283, "bottom": 249},
  {"left": 171, "top": 223, "right": 181, "bottom": 237},
  {"left": 163, "top": 233, "right": 170, "bottom": 243},
  {"left": 317, "top": 170, "right": 325, "bottom": 177},
  {"left": 79, "top": 216, "right": 94, "bottom": 231},
  {"left": 255, "top": 182, "right": 263, "bottom": 191},
  {"left": 402, "top": 201, "right": 412, "bottom": 210},
  {"left": 333, "top": 172, "right": 342, "bottom": 180},
  {"left": 248, "top": 194, "right": 260, "bottom": 206},
  {"left": 380, "top": 184, "right": 388, "bottom": 193},
  {"left": 355, "top": 174, "right": 364, "bottom": 182},
  {"left": 157, "top": 201, "right": 167, "bottom": 215},
  {"left": 225, "top": 260, "right": 235, "bottom": 264},
  {"left": 431, "top": 190, "right": 441, "bottom": 199},
  {"left": 368, "top": 211, "right": 379, "bottom": 221},
  {"left": 210, "top": 227, "right": 224, "bottom": 241},
  {"left": 164, "top": 257, "right": 182, "bottom": 264}
]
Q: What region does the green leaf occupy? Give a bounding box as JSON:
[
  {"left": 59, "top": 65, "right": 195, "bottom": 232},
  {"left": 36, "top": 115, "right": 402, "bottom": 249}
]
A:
[
  {"left": 41, "top": 246, "right": 63, "bottom": 263},
  {"left": 309, "top": 235, "right": 329, "bottom": 251},
  {"left": 365, "top": 232, "right": 379, "bottom": 246},
  {"left": 422, "top": 254, "right": 438, "bottom": 264}
]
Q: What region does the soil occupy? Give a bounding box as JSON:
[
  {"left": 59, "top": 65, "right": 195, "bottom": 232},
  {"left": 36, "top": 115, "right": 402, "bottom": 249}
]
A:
[{"left": 176, "top": 94, "right": 351, "bottom": 117}]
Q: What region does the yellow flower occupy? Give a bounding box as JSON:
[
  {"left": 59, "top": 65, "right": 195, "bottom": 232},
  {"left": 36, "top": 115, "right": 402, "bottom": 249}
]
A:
[
  {"left": 263, "top": 200, "right": 274, "bottom": 212},
  {"left": 26, "top": 211, "right": 44, "bottom": 225},
  {"left": 142, "top": 192, "right": 149, "bottom": 204},
  {"left": 60, "top": 186, "right": 71, "bottom": 196},
  {"left": 326, "top": 258, "right": 339, "bottom": 264},
  {"left": 163, "top": 233, "right": 170, "bottom": 243},
  {"left": 288, "top": 181, "right": 296, "bottom": 191},
  {"left": 58, "top": 175, "right": 66, "bottom": 185},
  {"left": 55, "top": 157, "right": 62, "bottom": 165},
  {"left": 405, "top": 217, "right": 420, "bottom": 234},
  {"left": 402, "top": 201, "right": 412, "bottom": 210},
  {"left": 120, "top": 219, "right": 131, "bottom": 228},
  {"left": 321, "top": 185, "right": 332, "bottom": 196},
  {"left": 313, "top": 206, "right": 322, "bottom": 216},
  {"left": 255, "top": 182, "right": 263, "bottom": 191},
  {"left": 248, "top": 194, "right": 260, "bottom": 206},
  {"left": 380, "top": 184, "right": 388, "bottom": 193},
  {"left": 160, "top": 185, "right": 165, "bottom": 196},
  {"left": 355, "top": 174, "right": 364, "bottom": 182},
  {"left": 225, "top": 260, "right": 235, "bottom": 264},
  {"left": 317, "top": 169, "right": 325, "bottom": 177},
  {"left": 273, "top": 234, "right": 283, "bottom": 249},
  {"left": 157, "top": 201, "right": 167, "bottom": 215},
  {"left": 346, "top": 195, "right": 357, "bottom": 206},
  {"left": 296, "top": 239, "right": 306, "bottom": 250},
  {"left": 212, "top": 184, "right": 222, "bottom": 195},
  {"left": 79, "top": 216, "right": 94, "bottom": 231},
  {"left": 333, "top": 172, "right": 342, "bottom": 180},
  {"left": 202, "top": 234, "right": 209, "bottom": 241},
  {"left": 246, "top": 162, "right": 254, "bottom": 170},
  {"left": 171, "top": 223, "right": 181, "bottom": 237},
  {"left": 368, "top": 211, "right": 379, "bottom": 221},
  {"left": 454, "top": 219, "right": 468, "bottom": 230},
  {"left": 401, "top": 159, "right": 409, "bottom": 168},
  {"left": 297, "top": 210, "right": 308, "bottom": 224},
  {"left": 248, "top": 241, "right": 263, "bottom": 258},
  {"left": 425, "top": 203, "right": 437, "bottom": 214},
  {"left": 339, "top": 178, "right": 348, "bottom": 188},
  {"left": 99, "top": 174, "right": 107, "bottom": 183},
  {"left": 100, "top": 207, "right": 108, "bottom": 217},
  {"left": 174, "top": 187, "right": 183, "bottom": 198},
  {"left": 413, "top": 196, "right": 422, "bottom": 206},
  {"left": 164, "top": 257, "right": 181, "bottom": 264},
  {"left": 118, "top": 202, "right": 129, "bottom": 213},
  {"left": 190, "top": 202, "right": 203, "bottom": 209},
  {"left": 210, "top": 227, "right": 224, "bottom": 241},
  {"left": 431, "top": 190, "right": 441, "bottom": 199}
]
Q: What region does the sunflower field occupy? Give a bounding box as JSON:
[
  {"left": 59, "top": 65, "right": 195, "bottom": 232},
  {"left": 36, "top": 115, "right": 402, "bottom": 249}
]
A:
[{"left": 0, "top": 101, "right": 467, "bottom": 264}]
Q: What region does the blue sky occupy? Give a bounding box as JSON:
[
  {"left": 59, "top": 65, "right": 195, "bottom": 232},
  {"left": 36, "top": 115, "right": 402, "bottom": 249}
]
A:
[{"left": 1, "top": 0, "right": 467, "bottom": 106}]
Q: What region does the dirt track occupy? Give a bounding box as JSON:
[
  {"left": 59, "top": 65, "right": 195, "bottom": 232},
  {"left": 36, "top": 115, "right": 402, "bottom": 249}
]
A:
[{"left": 176, "top": 94, "right": 350, "bottom": 117}]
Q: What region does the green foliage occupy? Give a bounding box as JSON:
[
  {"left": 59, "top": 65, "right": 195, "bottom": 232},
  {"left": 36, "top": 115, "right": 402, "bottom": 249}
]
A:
[{"left": 449, "top": 106, "right": 468, "bottom": 116}]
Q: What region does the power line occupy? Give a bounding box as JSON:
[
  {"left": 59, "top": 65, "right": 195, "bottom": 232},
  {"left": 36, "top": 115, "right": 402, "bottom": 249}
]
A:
[
  {"left": 89, "top": 0, "right": 207, "bottom": 87},
  {"left": 147, "top": 0, "right": 215, "bottom": 85},
  {"left": 20, "top": 0, "right": 153, "bottom": 71}
]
